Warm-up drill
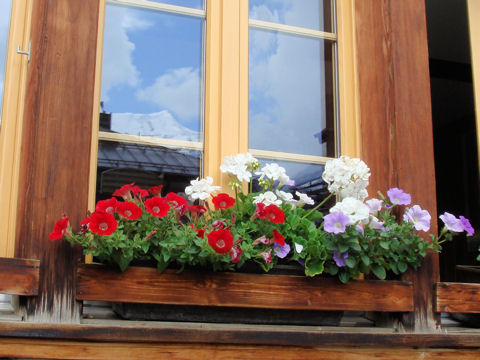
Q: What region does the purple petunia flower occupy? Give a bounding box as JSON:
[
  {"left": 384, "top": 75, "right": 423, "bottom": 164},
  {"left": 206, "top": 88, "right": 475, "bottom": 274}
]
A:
[
  {"left": 387, "top": 188, "right": 411, "bottom": 205},
  {"left": 324, "top": 211, "right": 350, "bottom": 234},
  {"left": 460, "top": 216, "right": 475, "bottom": 236},
  {"left": 333, "top": 250, "right": 349, "bottom": 267},
  {"left": 403, "top": 205, "right": 431, "bottom": 232},
  {"left": 273, "top": 242, "right": 291, "bottom": 259},
  {"left": 439, "top": 212, "right": 464, "bottom": 232},
  {"left": 297, "top": 258, "right": 305, "bottom": 267}
]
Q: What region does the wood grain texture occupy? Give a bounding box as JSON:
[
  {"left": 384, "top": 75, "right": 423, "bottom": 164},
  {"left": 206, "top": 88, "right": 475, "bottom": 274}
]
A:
[
  {"left": 0, "top": 257, "right": 39, "bottom": 295},
  {"left": 436, "top": 283, "right": 480, "bottom": 313},
  {"left": 77, "top": 264, "right": 413, "bottom": 312},
  {"left": 14, "top": 0, "right": 100, "bottom": 322},
  {"left": 354, "top": 0, "right": 439, "bottom": 331},
  {"left": 1, "top": 338, "right": 480, "bottom": 360}
]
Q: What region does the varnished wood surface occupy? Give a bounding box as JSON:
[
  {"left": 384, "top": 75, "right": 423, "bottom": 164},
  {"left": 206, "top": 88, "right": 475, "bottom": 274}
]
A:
[
  {"left": 1, "top": 337, "right": 480, "bottom": 359},
  {"left": 14, "top": 0, "right": 100, "bottom": 321},
  {"left": 436, "top": 283, "right": 480, "bottom": 313},
  {"left": 1, "top": 321, "right": 480, "bottom": 349},
  {"left": 0, "top": 257, "right": 39, "bottom": 295},
  {"left": 77, "top": 264, "right": 414, "bottom": 312}
]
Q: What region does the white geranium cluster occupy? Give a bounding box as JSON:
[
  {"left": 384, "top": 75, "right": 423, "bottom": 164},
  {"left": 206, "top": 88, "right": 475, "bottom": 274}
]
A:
[
  {"left": 185, "top": 176, "right": 221, "bottom": 201},
  {"left": 255, "top": 163, "right": 290, "bottom": 185},
  {"left": 330, "top": 197, "right": 370, "bottom": 224},
  {"left": 220, "top": 153, "right": 260, "bottom": 183},
  {"left": 253, "top": 191, "right": 282, "bottom": 206},
  {"left": 322, "top": 156, "right": 370, "bottom": 200}
]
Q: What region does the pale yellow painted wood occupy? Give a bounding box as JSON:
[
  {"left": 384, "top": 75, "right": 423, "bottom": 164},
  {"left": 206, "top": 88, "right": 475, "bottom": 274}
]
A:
[
  {"left": 467, "top": 0, "right": 480, "bottom": 174},
  {"left": 0, "top": 0, "right": 34, "bottom": 257},
  {"left": 337, "top": 0, "right": 360, "bottom": 158}
]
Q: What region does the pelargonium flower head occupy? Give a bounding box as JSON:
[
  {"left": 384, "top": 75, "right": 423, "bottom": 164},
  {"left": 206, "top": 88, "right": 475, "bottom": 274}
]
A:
[
  {"left": 276, "top": 190, "right": 293, "bottom": 203},
  {"left": 255, "top": 163, "right": 289, "bottom": 184},
  {"left": 403, "top": 205, "right": 431, "bottom": 232},
  {"left": 148, "top": 185, "right": 163, "bottom": 196},
  {"left": 323, "top": 211, "right": 350, "bottom": 234},
  {"left": 207, "top": 229, "right": 234, "bottom": 254},
  {"left": 253, "top": 191, "right": 282, "bottom": 206},
  {"left": 95, "top": 198, "right": 118, "bottom": 214},
  {"left": 212, "top": 193, "right": 235, "bottom": 209},
  {"left": 272, "top": 229, "right": 285, "bottom": 246},
  {"left": 333, "top": 250, "right": 349, "bottom": 267},
  {"left": 366, "top": 198, "right": 383, "bottom": 213},
  {"left": 49, "top": 216, "right": 70, "bottom": 241},
  {"left": 220, "top": 154, "right": 256, "bottom": 182},
  {"left": 439, "top": 212, "right": 464, "bottom": 232},
  {"left": 166, "top": 192, "right": 188, "bottom": 207},
  {"left": 185, "top": 176, "right": 221, "bottom": 201},
  {"left": 387, "top": 188, "right": 411, "bottom": 205},
  {"left": 116, "top": 201, "right": 142, "bottom": 220},
  {"left": 230, "top": 245, "right": 242, "bottom": 263},
  {"left": 460, "top": 216, "right": 475, "bottom": 236},
  {"left": 330, "top": 197, "right": 370, "bottom": 224},
  {"left": 274, "top": 242, "right": 290, "bottom": 259},
  {"left": 322, "top": 156, "right": 370, "bottom": 200},
  {"left": 295, "top": 191, "right": 314, "bottom": 206},
  {"left": 145, "top": 197, "right": 170, "bottom": 217},
  {"left": 264, "top": 204, "right": 285, "bottom": 224},
  {"left": 89, "top": 211, "right": 117, "bottom": 236}
]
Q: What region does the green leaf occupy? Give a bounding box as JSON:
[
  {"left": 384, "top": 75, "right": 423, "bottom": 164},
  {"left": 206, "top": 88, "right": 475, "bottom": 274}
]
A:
[
  {"left": 111, "top": 249, "right": 133, "bottom": 272},
  {"left": 371, "top": 264, "right": 386, "bottom": 280},
  {"left": 324, "top": 263, "right": 338, "bottom": 275},
  {"left": 379, "top": 241, "right": 389, "bottom": 250},
  {"left": 344, "top": 256, "right": 356, "bottom": 269},
  {"left": 398, "top": 261, "right": 408, "bottom": 273},
  {"left": 305, "top": 257, "right": 325, "bottom": 277},
  {"left": 156, "top": 257, "right": 170, "bottom": 274},
  {"left": 361, "top": 254, "right": 370, "bottom": 266},
  {"left": 338, "top": 270, "right": 350, "bottom": 283}
]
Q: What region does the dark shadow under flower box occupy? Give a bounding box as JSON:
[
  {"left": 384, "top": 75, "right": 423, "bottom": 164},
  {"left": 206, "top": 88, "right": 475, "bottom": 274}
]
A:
[{"left": 76, "top": 264, "right": 414, "bottom": 313}]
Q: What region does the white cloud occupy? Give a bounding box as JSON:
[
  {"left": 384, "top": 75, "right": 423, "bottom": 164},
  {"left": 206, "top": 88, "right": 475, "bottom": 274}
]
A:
[
  {"left": 101, "top": 6, "right": 152, "bottom": 101},
  {"left": 136, "top": 67, "right": 200, "bottom": 122}
]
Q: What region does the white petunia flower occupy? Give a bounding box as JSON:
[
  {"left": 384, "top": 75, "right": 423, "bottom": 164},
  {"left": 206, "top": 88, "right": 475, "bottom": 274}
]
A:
[
  {"left": 330, "top": 197, "right": 370, "bottom": 224},
  {"left": 295, "top": 191, "right": 314, "bottom": 206},
  {"left": 366, "top": 198, "right": 383, "bottom": 214},
  {"left": 185, "top": 176, "right": 221, "bottom": 201},
  {"left": 322, "top": 156, "right": 370, "bottom": 201},
  {"left": 253, "top": 191, "right": 282, "bottom": 206}
]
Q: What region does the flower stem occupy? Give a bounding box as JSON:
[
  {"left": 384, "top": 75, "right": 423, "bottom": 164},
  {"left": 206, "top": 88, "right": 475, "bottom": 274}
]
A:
[{"left": 302, "top": 192, "right": 334, "bottom": 219}]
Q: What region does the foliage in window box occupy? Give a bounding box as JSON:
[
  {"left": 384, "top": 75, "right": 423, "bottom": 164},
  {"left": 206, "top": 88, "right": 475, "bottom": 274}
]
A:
[{"left": 50, "top": 154, "right": 474, "bottom": 283}]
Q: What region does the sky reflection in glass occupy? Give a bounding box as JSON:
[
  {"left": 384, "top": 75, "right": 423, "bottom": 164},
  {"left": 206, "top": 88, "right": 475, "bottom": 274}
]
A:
[
  {"left": 249, "top": 0, "right": 332, "bottom": 32},
  {"left": 0, "top": 0, "right": 12, "bottom": 126},
  {"left": 101, "top": 4, "right": 203, "bottom": 142},
  {"left": 249, "top": 29, "right": 335, "bottom": 157},
  {"left": 149, "top": 0, "right": 204, "bottom": 10}
]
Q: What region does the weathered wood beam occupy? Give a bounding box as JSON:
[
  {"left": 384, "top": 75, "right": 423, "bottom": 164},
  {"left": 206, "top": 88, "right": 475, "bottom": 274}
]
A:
[
  {"left": 0, "top": 257, "right": 40, "bottom": 296},
  {"left": 436, "top": 282, "right": 480, "bottom": 313},
  {"left": 77, "top": 264, "right": 414, "bottom": 312},
  {"left": 14, "top": 0, "right": 100, "bottom": 322}
]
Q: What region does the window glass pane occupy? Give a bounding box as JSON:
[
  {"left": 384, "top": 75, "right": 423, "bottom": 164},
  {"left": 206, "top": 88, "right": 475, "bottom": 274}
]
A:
[
  {"left": 101, "top": 4, "right": 203, "bottom": 142},
  {"left": 249, "top": 29, "right": 335, "bottom": 157},
  {"left": 148, "top": 0, "right": 204, "bottom": 9},
  {"left": 0, "top": 0, "right": 12, "bottom": 126},
  {"left": 249, "top": 0, "right": 332, "bottom": 32},
  {"left": 97, "top": 141, "right": 201, "bottom": 199},
  {"left": 254, "top": 159, "right": 334, "bottom": 211}
]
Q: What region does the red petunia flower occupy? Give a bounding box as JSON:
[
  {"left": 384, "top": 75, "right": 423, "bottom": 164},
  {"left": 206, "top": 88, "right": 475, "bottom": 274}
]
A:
[
  {"left": 89, "top": 212, "right": 117, "bottom": 236},
  {"left": 148, "top": 185, "right": 164, "bottom": 196},
  {"left": 166, "top": 192, "right": 188, "bottom": 207},
  {"left": 80, "top": 216, "right": 90, "bottom": 234},
  {"left": 112, "top": 183, "right": 134, "bottom": 198},
  {"left": 272, "top": 229, "right": 285, "bottom": 246},
  {"left": 95, "top": 198, "right": 118, "bottom": 214},
  {"left": 145, "top": 197, "right": 170, "bottom": 217},
  {"left": 259, "top": 248, "right": 272, "bottom": 264},
  {"left": 254, "top": 203, "right": 268, "bottom": 219},
  {"left": 189, "top": 224, "right": 205, "bottom": 238},
  {"left": 212, "top": 193, "right": 235, "bottom": 209},
  {"left": 116, "top": 201, "right": 142, "bottom": 220},
  {"left": 207, "top": 229, "right": 234, "bottom": 254},
  {"left": 188, "top": 205, "right": 206, "bottom": 218},
  {"left": 264, "top": 204, "right": 285, "bottom": 224},
  {"left": 132, "top": 186, "right": 149, "bottom": 199},
  {"left": 230, "top": 245, "right": 242, "bottom": 263},
  {"left": 49, "top": 216, "right": 70, "bottom": 241}
]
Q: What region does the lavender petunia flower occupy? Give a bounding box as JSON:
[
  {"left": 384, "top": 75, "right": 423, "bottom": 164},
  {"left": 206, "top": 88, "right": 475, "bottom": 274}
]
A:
[
  {"left": 273, "top": 242, "right": 291, "bottom": 259},
  {"left": 403, "top": 205, "right": 431, "bottom": 232},
  {"left": 439, "top": 212, "right": 463, "bottom": 232},
  {"left": 387, "top": 188, "right": 411, "bottom": 205},
  {"left": 333, "top": 250, "right": 349, "bottom": 267},
  {"left": 324, "top": 211, "right": 350, "bottom": 234},
  {"left": 369, "top": 216, "right": 386, "bottom": 231},
  {"left": 460, "top": 216, "right": 475, "bottom": 236}
]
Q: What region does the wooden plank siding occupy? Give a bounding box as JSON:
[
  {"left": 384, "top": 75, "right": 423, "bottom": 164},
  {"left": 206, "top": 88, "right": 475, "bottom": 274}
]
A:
[
  {"left": 14, "top": 0, "right": 100, "bottom": 322},
  {"left": 0, "top": 257, "right": 39, "bottom": 295},
  {"left": 76, "top": 264, "right": 414, "bottom": 312},
  {"left": 354, "top": 0, "right": 439, "bottom": 331},
  {"left": 436, "top": 283, "right": 480, "bottom": 313}
]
